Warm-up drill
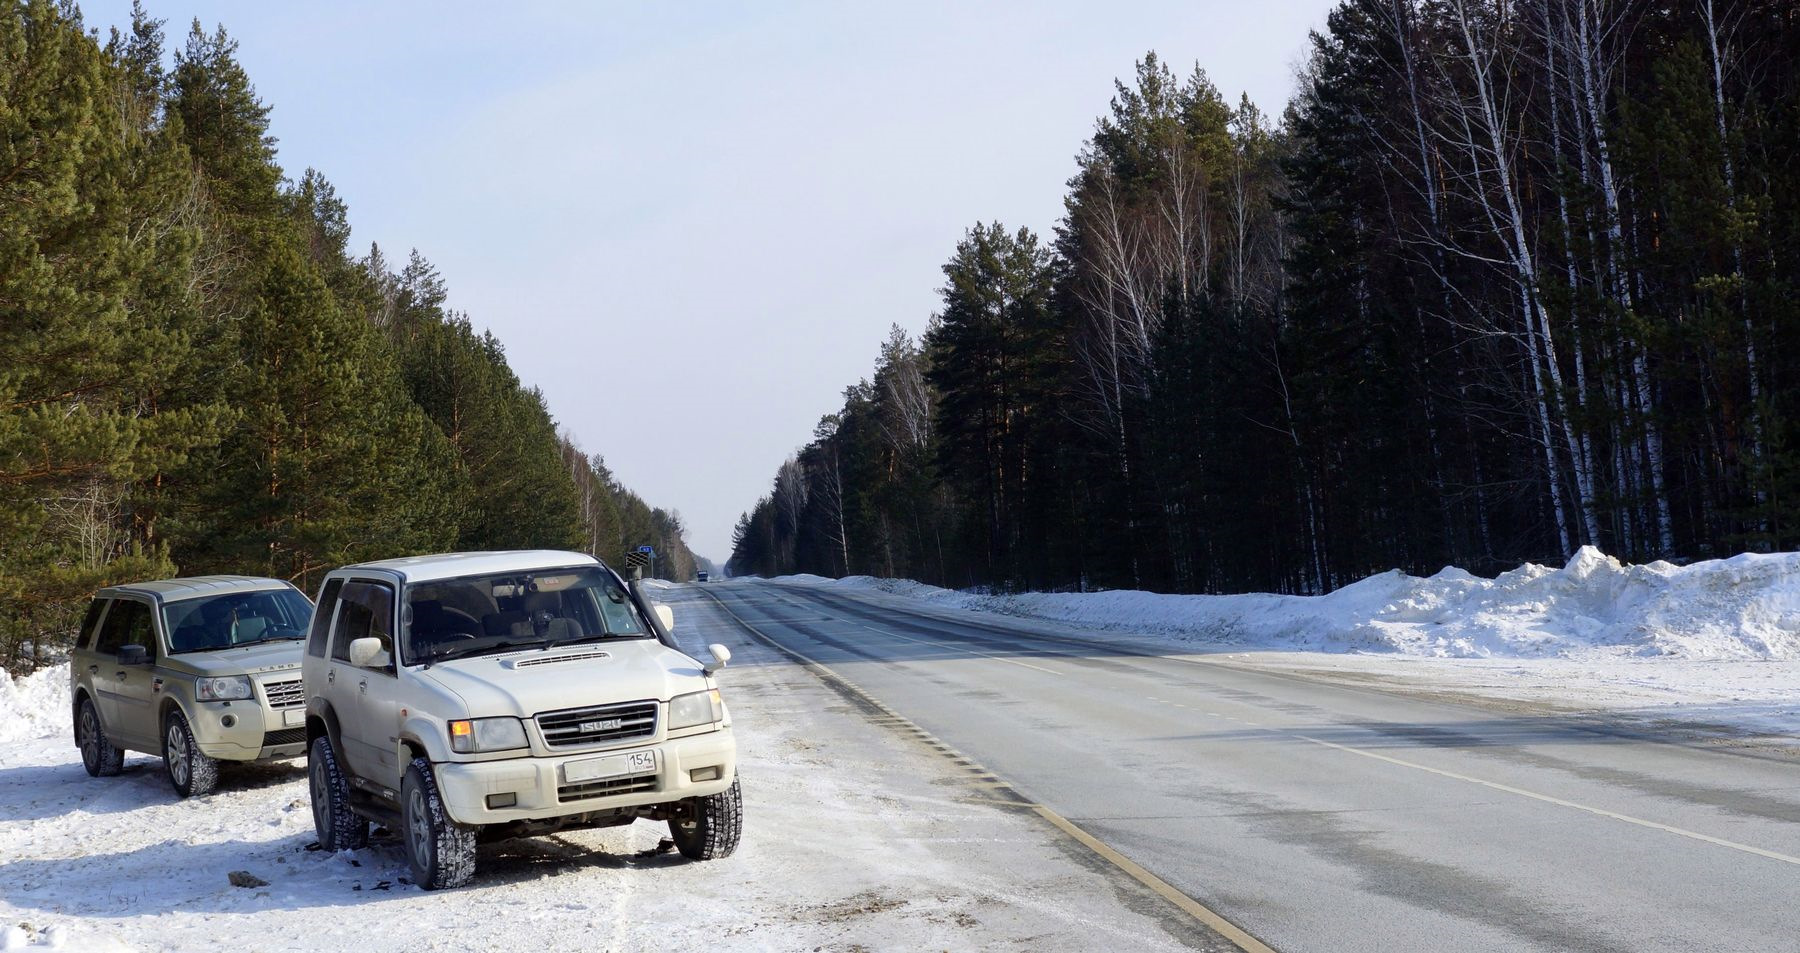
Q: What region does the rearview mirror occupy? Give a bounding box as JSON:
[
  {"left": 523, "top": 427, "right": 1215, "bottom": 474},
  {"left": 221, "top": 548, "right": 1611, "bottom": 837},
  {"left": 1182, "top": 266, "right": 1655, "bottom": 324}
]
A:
[
  {"left": 653, "top": 604, "right": 675, "bottom": 632},
  {"left": 347, "top": 637, "right": 390, "bottom": 669},
  {"left": 117, "top": 644, "right": 150, "bottom": 666},
  {"left": 704, "top": 642, "right": 731, "bottom": 676}
]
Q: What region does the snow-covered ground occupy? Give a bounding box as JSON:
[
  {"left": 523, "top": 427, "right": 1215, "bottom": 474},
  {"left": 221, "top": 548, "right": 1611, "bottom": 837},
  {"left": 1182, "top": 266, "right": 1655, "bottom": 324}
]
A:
[
  {"left": 774, "top": 547, "right": 1800, "bottom": 743},
  {"left": 0, "top": 594, "right": 1193, "bottom": 953}
]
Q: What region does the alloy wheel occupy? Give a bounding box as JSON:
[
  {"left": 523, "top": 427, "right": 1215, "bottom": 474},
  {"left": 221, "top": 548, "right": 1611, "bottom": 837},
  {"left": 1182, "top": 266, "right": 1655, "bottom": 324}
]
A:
[
  {"left": 79, "top": 706, "right": 99, "bottom": 769},
  {"left": 407, "top": 785, "right": 431, "bottom": 869},
  {"left": 310, "top": 758, "right": 329, "bottom": 834},
  {"left": 166, "top": 723, "right": 189, "bottom": 787}
]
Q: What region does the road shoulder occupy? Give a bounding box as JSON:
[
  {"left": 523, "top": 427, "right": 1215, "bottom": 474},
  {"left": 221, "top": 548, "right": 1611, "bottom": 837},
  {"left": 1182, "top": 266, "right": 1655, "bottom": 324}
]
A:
[{"left": 0, "top": 589, "right": 1221, "bottom": 953}]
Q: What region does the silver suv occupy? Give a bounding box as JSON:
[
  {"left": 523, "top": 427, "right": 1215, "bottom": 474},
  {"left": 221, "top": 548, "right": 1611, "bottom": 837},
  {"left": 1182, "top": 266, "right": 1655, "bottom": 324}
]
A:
[
  {"left": 69, "top": 576, "right": 315, "bottom": 797},
  {"left": 303, "top": 550, "right": 741, "bottom": 889}
]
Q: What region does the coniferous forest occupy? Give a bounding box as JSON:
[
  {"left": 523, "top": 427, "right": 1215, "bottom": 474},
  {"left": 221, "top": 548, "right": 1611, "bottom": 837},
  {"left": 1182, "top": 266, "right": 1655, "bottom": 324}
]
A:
[
  {"left": 1, "top": 1, "right": 696, "bottom": 672},
  {"left": 730, "top": 0, "right": 1800, "bottom": 595}
]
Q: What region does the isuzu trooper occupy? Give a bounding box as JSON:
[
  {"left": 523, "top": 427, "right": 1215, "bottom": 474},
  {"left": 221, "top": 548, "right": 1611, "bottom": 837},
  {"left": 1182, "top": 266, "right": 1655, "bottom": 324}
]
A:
[{"left": 303, "top": 550, "right": 740, "bottom": 888}]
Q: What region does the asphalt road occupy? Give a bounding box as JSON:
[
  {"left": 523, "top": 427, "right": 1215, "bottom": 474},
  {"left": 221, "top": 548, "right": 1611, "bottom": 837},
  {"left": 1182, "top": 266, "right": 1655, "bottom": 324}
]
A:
[{"left": 672, "top": 579, "right": 1800, "bottom": 953}]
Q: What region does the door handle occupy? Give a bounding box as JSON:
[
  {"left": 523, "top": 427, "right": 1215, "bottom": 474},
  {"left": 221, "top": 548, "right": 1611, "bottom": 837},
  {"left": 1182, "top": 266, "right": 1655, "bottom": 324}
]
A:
[
  {"left": 358, "top": 680, "right": 368, "bottom": 695},
  {"left": 87, "top": 665, "right": 98, "bottom": 675},
  {"left": 327, "top": 670, "right": 335, "bottom": 684},
  {"left": 115, "top": 672, "right": 126, "bottom": 680}
]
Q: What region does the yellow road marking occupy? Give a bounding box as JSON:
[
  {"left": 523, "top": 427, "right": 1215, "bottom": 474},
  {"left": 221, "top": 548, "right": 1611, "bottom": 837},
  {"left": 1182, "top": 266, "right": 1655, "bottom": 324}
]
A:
[{"left": 1032, "top": 805, "right": 1280, "bottom": 953}]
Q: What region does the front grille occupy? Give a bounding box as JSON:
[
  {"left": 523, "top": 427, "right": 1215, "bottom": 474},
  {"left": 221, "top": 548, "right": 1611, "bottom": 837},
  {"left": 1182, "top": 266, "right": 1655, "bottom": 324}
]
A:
[
  {"left": 558, "top": 774, "right": 657, "bottom": 802},
  {"left": 262, "top": 727, "right": 306, "bottom": 747},
  {"left": 262, "top": 678, "right": 304, "bottom": 709},
  {"left": 535, "top": 700, "right": 658, "bottom": 749}
]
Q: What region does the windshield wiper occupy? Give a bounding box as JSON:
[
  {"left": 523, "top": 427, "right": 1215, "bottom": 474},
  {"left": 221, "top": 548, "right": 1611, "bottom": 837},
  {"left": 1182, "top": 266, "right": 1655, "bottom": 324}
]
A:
[
  {"left": 551, "top": 632, "right": 646, "bottom": 647},
  {"left": 419, "top": 634, "right": 561, "bottom": 668},
  {"left": 421, "top": 641, "right": 488, "bottom": 665},
  {"left": 235, "top": 634, "right": 303, "bottom": 646}
]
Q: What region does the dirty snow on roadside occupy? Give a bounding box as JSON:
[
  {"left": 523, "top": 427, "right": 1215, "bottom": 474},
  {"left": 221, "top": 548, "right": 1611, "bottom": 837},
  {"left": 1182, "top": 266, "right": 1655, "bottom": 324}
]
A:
[
  {"left": 0, "top": 591, "right": 1195, "bottom": 953},
  {"left": 774, "top": 547, "right": 1800, "bottom": 740}
]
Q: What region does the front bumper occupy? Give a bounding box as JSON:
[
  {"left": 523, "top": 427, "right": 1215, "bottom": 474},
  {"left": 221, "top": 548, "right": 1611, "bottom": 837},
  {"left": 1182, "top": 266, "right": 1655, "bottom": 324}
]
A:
[
  {"left": 435, "top": 727, "right": 736, "bottom": 825},
  {"left": 190, "top": 699, "right": 308, "bottom": 761}
]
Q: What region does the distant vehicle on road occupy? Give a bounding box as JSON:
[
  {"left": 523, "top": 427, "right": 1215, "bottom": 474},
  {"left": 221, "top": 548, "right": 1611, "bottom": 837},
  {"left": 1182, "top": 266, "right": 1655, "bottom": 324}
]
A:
[
  {"left": 696, "top": 571, "right": 709, "bottom": 582},
  {"left": 303, "top": 550, "right": 741, "bottom": 889},
  {"left": 70, "top": 576, "right": 315, "bottom": 797}
]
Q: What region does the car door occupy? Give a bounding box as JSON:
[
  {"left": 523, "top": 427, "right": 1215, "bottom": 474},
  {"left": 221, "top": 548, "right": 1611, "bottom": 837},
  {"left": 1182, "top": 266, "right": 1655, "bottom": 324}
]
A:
[
  {"left": 327, "top": 579, "right": 403, "bottom": 783},
  {"left": 91, "top": 599, "right": 160, "bottom": 749}
]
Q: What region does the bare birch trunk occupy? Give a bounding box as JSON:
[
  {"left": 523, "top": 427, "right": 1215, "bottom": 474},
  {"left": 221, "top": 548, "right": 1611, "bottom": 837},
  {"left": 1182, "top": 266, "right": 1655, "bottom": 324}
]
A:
[
  {"left": 1450, "top": 0, "right": 1595, "bottom": 549},
  {"left": 1573, "top": 0, "right": 1673, "bottom": 553}
]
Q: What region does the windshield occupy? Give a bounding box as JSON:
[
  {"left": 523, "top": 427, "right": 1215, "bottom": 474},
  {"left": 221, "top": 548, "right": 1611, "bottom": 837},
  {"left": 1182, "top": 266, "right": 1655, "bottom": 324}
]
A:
[
  {"left": 164, "top": 588, "right": 314, "bottom": 654},
  {"left": 404, "top": 565, "right": 648, "bottom": 665}
]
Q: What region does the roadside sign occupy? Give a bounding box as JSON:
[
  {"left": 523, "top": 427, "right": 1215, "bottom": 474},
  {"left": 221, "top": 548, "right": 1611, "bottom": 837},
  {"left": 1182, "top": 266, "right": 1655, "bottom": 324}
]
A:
[
  {"left": 637, "top": 545, "right": 656, "bottom": 555},
  {"left": 625, "top": 551, "right": 650, "bottom": 568}
]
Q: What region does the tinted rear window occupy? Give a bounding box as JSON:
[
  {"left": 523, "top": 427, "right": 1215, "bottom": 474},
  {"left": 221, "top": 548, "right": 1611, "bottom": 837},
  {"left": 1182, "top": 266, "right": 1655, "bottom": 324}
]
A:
[{"left": 78, "top": 599, "right": 109, "bottom": 650}]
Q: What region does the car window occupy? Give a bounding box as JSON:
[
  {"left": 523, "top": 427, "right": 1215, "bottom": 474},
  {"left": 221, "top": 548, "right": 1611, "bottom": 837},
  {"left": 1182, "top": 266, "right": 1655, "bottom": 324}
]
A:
[
  {"left": 163, "top": 588, "right": 314, "bottom": 654},
  {"left": 403, "top": 566, "right": 647, "bottom": 665},
  {"left": 95, "top": 600, "right": 156, "bottom": 659},
  {"left": 331, "top": 580, "right": 396, "bottom": 670},
  {"left": 593, "top": 583, "right": 644, "bottom": 636},
  {"left": 78, "top": 599, "right": 109, "bottom": 651},
  {"left": 308, "top": 578, "right": 344, "bottom": 659}
]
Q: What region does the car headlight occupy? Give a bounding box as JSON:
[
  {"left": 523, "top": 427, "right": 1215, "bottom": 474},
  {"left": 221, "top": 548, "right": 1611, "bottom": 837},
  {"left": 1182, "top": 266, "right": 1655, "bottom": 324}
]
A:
[
  {"left": 195, "top": 675, "right": 253, "bottom": 701},
  {"left": 668, "top": 689, "right": 724, "bottom": 730},
  {"left": 448, "top": 717, "right": 527, "bottom": 753}
]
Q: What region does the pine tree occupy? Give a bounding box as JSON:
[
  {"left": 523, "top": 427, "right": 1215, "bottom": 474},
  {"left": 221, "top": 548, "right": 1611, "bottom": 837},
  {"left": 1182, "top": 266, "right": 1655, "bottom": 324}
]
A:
[
  {"left": 0, "top": 1, "right": 216, "bottom": 668},
  {"left": 925, "top": 223, "right": 1055, "bottom": 586}
]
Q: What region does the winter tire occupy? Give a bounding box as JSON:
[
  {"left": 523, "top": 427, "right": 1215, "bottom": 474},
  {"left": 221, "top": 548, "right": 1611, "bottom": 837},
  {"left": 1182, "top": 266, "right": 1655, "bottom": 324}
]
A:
[
  {"left": 669, "top": 776, "right": 742, "bottom": 860},
  {"left": 76, "top": 697, "right": 124, "bottom": 778},
  {"left": 164, "top": 710, "right": 219, "bottom": 798},
  {"left": 402, "top": 757, "right": 476, "bottom": 889},
  {"left": 309, "top": 735, "right": 368, "bottom": 851}
]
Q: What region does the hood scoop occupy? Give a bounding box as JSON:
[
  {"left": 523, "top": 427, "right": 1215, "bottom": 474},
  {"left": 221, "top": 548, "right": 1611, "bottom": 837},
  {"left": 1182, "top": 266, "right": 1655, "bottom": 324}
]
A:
[{"left": 501, "top": 649, "right": 611, "bottom": 670}]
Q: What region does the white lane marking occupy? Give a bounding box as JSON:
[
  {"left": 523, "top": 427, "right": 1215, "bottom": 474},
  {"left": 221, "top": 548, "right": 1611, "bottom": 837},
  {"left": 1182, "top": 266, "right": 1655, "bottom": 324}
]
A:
[
  {"left": 1294, "top": 734, "right": 1800, "bottom": 868},
  {"left": 859, "top": 624, "right": 1066, "bottom": 677}
]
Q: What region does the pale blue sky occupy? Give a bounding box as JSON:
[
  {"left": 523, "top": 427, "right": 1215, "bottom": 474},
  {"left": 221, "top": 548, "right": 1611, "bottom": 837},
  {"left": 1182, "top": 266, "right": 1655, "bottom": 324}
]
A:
[{"left": 81, "top": 1, "right": 1336, "bottom": 562}]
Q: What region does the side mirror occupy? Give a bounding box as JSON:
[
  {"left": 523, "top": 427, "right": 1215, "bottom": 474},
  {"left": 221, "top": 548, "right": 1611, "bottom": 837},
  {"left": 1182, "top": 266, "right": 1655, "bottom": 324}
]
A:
[
  {"left": 653, "top": 604, "right": 675, "bottom": 632},
  {"left": 117, "top": 644, "right": 150, "bottom": 666},
  {"left": 703, "top": 643, "right": 731, "bottom": 676},
  {"left": 347, "top": 637, "right": 390, "bottom": 669}
]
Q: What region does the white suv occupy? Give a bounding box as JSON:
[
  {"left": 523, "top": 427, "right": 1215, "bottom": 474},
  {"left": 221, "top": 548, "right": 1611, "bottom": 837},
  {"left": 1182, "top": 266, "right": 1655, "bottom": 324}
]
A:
[{"left": 302, "top": 550, "right": 740, "bottom": 888}]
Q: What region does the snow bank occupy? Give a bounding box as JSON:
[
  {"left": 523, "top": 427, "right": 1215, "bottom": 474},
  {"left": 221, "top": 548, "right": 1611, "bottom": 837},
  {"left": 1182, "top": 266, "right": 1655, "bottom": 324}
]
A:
[
  {"left": 0, "top": 663, "right": 69, "bottom": 743},
  {"left": 789, "top": 547, "right": 1800, "bottom": 661}
]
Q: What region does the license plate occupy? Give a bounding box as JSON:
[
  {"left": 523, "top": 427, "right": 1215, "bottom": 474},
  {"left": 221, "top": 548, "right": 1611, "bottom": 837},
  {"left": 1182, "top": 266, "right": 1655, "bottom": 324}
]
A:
[
  {"left": 563, "top": 749, "right": 657, "bottom": 784},
  {"left": 282, "top": 709, "right": 305, "bottom": 727}
]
